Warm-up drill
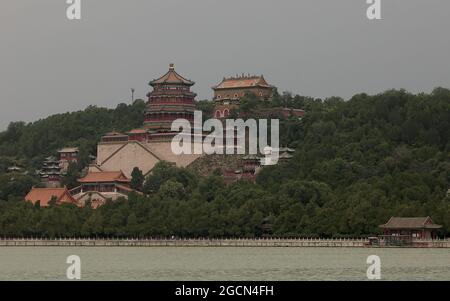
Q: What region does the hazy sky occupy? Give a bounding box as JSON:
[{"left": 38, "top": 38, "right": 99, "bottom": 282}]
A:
[{"left": 1, "top": 0, "right": 449, "bottom": 129}]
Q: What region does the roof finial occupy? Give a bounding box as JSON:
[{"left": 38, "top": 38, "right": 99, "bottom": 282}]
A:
[{"left": 169, "top": 63, "right": 175, "bottom": 70}]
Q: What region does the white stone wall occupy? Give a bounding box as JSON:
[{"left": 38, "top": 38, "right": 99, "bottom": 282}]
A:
[
  {"left": 96, "top": 140, "right": 204, "bottom": 177},
  {"left": 145, "top": 142, "right": 204, "bottom": 168},
  {"left": 98, "top": 141, "right": 160, "bottom": 177},
  {"left": 97, "top": 143, "right": 124, "bottom": 165}
]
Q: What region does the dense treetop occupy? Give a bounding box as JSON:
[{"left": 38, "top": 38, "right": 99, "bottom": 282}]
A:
[{"left": 0, "top": 100, "right": 146, "bottom": 169}]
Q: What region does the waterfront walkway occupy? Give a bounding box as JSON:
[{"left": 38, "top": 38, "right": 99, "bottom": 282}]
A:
[{"left": 0, "top": 238, "right": 449, "bottom": 248}]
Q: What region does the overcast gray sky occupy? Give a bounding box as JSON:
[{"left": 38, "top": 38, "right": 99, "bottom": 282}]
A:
[{"left": 1, "top": 0, "right": 449, "bottom": 129}]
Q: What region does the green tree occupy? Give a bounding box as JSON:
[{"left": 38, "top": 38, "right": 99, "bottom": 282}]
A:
[
  {"left": 62, "top": 162, "right": 81, "bottom": 189},
  {"left": 130, "top": 167, "right": 144, "bottom": 191}
]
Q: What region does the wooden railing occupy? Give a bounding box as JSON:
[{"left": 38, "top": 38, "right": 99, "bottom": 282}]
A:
[{"left": 0, "top": 237, "right": 448, "bottom": 248}]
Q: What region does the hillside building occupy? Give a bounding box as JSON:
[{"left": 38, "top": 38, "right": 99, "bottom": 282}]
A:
[
  {"left": 70, "top": 171, "right": 140, "bottom": 208},
  {"left": 92, "top": 64, "right": 203, "bottom": 178},
  {"left": 38, "top": 156, "right": 64, "bottom": 188},
  {"left": 379, "top": 216, "right": 442, "bottom": 240},
  {"left": 144, "top": 63, "right": 197, "bottom": 139},
  {"left": 58, "top": 147, "right": 79, "bottom": 172},
  {"left": 25, "top": 187, "right": 77, "bottom": 207},
  {"left": 213, "top": 74, "right": 275, "bottom": 118}
]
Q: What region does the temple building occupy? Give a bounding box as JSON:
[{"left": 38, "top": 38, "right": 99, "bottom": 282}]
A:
[
  {"left": 58, "top": 147, "right": 79, "bottom": 172},
  {"left": 144, "top": 63, "right": 197, "bottom": 140},
  {"left": 38, "top": 156, "right": 64, "bottom": 188},
  {"left": 223, "top": 154, "right": 263, "bottom": 184},
  {"left": 379, "top": 217, "right": 442, "bottom": 240},
  {"left": 261, "top": 147, "right": 295, "bottom": 166},
  {"left": 100, "top": 131, "right": 129, "bottom": 143},
  {"left": 24, "top": 66, "right": 307, "bottom": 207},
  {"left": 127, "top": 129, "right": 148, "bottom": 143},
  {"left": 7, "top": 165, "right": 24, "bottom": 173},
  {"left": 223, "top": 147, "right": 295, "bottom": 184},
  {"left": 25, "top": 187, "right": 77, "bottom": 207},
  {"left": 70, "top": 171, "right": 140, "bottom": 208},
  {"left": 91, "top": 64, "right": 203, "bottom": 178},
  {"left": 213, "top": 74, "right": 275, "bottom": 118},
  {"left": 249, "top": 107, "right": 306, "bottom": 119}
]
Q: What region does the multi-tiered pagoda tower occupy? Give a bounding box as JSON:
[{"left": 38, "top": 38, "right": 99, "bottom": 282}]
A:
[
  {"left": 94, "top": 64, "right": 203, "bottom": 178},
  {"left": 39, "top": 156, "right": 64, "bottom": 188},
  {"left": 144, "top": 64, "right": 196, "bottom": 141}
]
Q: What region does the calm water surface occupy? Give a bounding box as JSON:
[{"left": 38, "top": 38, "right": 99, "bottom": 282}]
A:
[{"left": 0, "top": 247, "right": 449, "bottom": 281}]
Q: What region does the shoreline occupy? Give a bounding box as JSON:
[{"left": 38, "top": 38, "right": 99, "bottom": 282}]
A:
[{"left": 1, "top": 238, "right": 449, "bottom": 248}]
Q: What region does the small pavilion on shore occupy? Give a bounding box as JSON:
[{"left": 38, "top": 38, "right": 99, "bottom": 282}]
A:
[{"left": 379, "top": 216, "right": 442, "bottom": 240}]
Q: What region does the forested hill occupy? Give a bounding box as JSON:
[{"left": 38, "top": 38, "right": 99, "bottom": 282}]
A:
[
  {"left": 0, "top": 88, "right": 449, "bottom": 237},
  {"left": 256, "top": 88, "right": 450, "bottom": 235},
  {"left": 0, "top": 100, "right": 146, "bottom": 169}
]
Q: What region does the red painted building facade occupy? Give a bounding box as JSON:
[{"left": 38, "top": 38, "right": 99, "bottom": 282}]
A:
[{"left": 144, "top": 64, "right": 197, "bottom": 141}]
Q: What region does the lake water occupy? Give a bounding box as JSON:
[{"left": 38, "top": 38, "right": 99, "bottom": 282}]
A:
[{"left": 0, "top": 247, "right": 449, "bottom": 281}]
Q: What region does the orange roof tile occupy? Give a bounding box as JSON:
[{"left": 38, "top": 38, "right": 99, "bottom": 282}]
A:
[
  {"left": 25, "top": 187, "right": 76, "bottom": 207},
  {"left": 380, "top": 217, "right": 442, "bottom": 229},
  {"left": 78, "top": 171, "right": 130, "bottom": 183},
  {"left": 213, "top": 75, "right": 272, "bottom": 90},
  {"left": 127, "top": 129, "right": 148, "bottom": 134},
  {"left": 150, "top": 64, "right": 195, "bottom": 86},
  {"left": 116, "top": 184, "right": 144, "bottom": 195}
]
